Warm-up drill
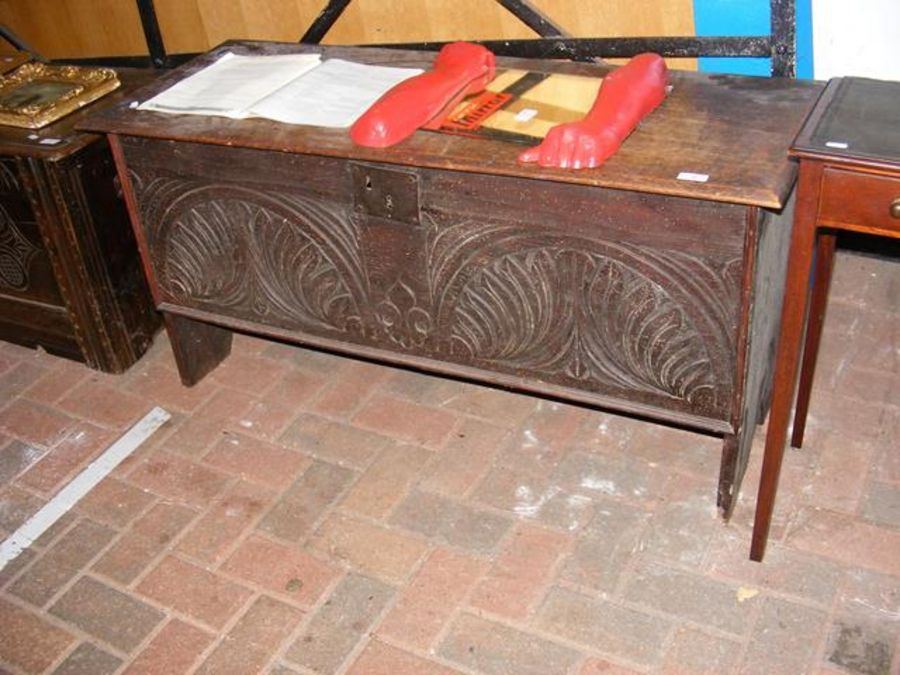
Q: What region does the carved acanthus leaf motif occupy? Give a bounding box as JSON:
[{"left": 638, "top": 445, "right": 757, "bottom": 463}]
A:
[
  {"left": 251, "top": 203, "right": 366, "bottom": 332},
  {"left": 579, "top": 253, "right": 717, "bottom": 402},
  {"left": 0, "top": 204, "right": 39, "bottom": 291},
  {"left": 163, "top": 199, "right": 247, "bottom": 306},
  {"left": 450, "top": 245, "right": 724, "bottom": 404},
  {"left": 136, "top": 176, "right": 366, "bottom": 335},
  {"left": 419, "top": 205, "right": 737, "bottom": 409}
]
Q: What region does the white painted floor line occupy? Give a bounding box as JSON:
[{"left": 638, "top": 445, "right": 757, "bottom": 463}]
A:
[{"left": 0, "top": 406, "right": 171, "bottom": 573}]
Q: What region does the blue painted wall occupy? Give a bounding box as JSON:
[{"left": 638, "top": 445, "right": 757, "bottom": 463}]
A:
[{"left": 693, "top": 0, "right": 813, "bottom": 78}]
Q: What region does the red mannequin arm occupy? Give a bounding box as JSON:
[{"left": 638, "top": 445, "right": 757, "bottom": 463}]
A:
[
  {"left": 350, "top": 42, "right": 495, "bottom": 148},
  {"left": 519, "top": 53, "right": 669, "bottom": 169}
]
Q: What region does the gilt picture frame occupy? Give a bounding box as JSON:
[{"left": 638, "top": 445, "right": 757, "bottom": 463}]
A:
[{"left": 0, "top": 62, "right": 120, "bottom": 129}]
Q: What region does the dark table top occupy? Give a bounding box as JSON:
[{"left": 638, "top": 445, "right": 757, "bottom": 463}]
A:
[
  {"left": 80, "top": 40, "right": 825, "bottom": 210},
  {"left": 792, "top": 77, "right": 900, "bottom": 169}
]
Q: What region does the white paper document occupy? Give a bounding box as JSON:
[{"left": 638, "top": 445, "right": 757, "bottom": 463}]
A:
[
  {"left": 138, "top": 52, "right": 323, "bottom": 117},
  {"left": 138, "top": 52, "right": 423, "bottom": 128}
]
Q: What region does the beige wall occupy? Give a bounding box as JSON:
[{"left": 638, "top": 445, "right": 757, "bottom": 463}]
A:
[{"left": 1, "top": 0, "right": 696, "bottom": 69}]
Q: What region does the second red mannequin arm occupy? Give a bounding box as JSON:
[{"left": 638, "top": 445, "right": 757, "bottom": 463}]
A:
[{"left": 519, "top": 53, "right": 669, "bottom": 169}]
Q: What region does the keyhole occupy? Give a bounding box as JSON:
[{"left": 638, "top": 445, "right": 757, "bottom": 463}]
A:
[{"left": 365, "top": 175, "right": 373, "bottom": 191}]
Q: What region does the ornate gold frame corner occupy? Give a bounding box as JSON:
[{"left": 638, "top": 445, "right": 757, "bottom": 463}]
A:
[{"left": 0, "top": 62, "right": 120, "bottom": 129}]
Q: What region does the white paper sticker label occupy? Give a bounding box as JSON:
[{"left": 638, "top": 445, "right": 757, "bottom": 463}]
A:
[
  {"left": 515, "top": 108, "right": 538, "bottom": 122},
  {"left": 677, "top": 171, "right": 709, "bottom": 183},
  {"left": 825, "top": 141, "right": 849, "bottom": 149},
  {"left": 39, "top": 138, "right": 62, "bottom": 145}
]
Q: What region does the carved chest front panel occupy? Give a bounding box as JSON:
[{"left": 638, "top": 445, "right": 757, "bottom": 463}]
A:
[{"left": 126, "top": 138, "right": 749, "bottom": 423}]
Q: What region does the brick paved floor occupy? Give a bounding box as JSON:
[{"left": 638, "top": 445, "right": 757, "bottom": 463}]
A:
[{"left": 0, "top": 249, "right": 897, "bottom": 675}]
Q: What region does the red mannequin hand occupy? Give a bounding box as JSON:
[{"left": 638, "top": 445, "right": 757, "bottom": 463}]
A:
[
  {"left": 518, "top": 53, "right": 668, "bottom": 169},
  {"left": 518, "top": 123, "right": 620, "bottom": 169}
]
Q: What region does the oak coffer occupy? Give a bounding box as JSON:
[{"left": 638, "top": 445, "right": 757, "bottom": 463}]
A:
[
  {"left": 80, "top": 42, "right": 823, "bottom": 515},
  {"left": 0, "top": 70, "right": 158, "bottom": 372}
]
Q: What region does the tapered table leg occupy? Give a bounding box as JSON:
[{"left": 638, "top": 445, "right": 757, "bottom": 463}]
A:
[
  {"left": 791, "top": 231, "right": 837, "bottom": 449},
  {"left": 750, "top": 161, "right": 822, "bottom": 561}
]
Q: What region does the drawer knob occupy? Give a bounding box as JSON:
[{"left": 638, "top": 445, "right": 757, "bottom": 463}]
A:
[{"left": 891, "top": 198, "right": 900, "bottom": 219}]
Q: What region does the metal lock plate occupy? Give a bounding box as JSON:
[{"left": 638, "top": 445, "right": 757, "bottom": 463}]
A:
[{"left": 351, "top": 163, "right": 420, "bottom": 225}]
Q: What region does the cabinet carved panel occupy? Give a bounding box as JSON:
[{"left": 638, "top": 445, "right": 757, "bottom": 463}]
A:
[
  {"left": 133, "top": 171, "right": 740, "bottom": 418},
  {"left": 0, "top": 161, "right": 20, "bottom": 193},
  {"left": 0, "top": 204, "right": 40, "bottom": 292}
]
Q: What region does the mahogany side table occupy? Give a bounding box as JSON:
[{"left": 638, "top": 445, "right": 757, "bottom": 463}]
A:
[{"left": 751, "top": 77, "right": 900, "bottom": 561}]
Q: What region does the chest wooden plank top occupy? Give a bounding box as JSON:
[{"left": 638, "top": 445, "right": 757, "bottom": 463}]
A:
[
  {"left": 84, "top": 41, "right": 820, "bottom": 209},
  {"left": 80, "top": 41, "right": 824, "bottom": 518}
]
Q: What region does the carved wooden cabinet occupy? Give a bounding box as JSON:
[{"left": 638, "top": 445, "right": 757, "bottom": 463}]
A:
[
  {"left": 83, "top": 42, "right": 823, "bottom": 514},
  {"left": 0, "top": 71, "right": 158, "bottom": 371}
]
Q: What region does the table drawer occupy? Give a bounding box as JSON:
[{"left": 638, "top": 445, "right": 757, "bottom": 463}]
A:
[{"left": 819, "top": 168, "right": 900, "bottom": 236}]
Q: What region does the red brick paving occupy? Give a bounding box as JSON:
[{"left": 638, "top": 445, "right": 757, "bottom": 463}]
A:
[
  {"left": 122, "top": 619, "right": 214, "bottom": 675},
  {"left": 161, "top": 388, "right": 256, "bottom": 457},
  {"left": 0, "top": 400, "right": 73, "bottom": 448},
  {"left": 193, "top": 595, "right": 303, "bottom": 674},
  {"left": 309, "top": 360, "right": 389, "bottom": 417},
  {"left": 9, "top": 520, "right": 116, "bottom": 607},
  {"left": 136, "top": 556, "right": 252, "bottom": 629},
  {"left": 347, "top": 640, "right": 463, "bottom": 674},
  {"left": 469, "top": 523, "right": 572, "bottom": 620},
  {"left": 23, "top": 362, "right": 88, "bottom": 406},
  {"left": 351, "top": 394, "right": 458, "bottom": 448},
  {"left": 49, "top": 576, "right": 164, "bottom": 652},
  {"left": 0, "top": 250, "right": 897, "bottom": 674},
  {"left": 309, "top": 511, "right": 430, "bottom": 584},
  {"left": 175, "top": 480, "right": 275, "bottom": 564},
  {"left": 127, "top": 452, "right": 230, "bottom": 508},
  {"left": 339, "top": 441, "right": 433, "bottom": 519},
  {"left": 75, "top": 476, "right": 155, "bottom": 528},
  {"left": 0, "top": 597, "right": 75, "bottom": 673},
  {"left": 421, "top": 417, "right": 509, "bottom": 496},
  {"left": 202, "top": 432, "right": 309, "bottom": 490},
  {"left": 57, "top": 380, "right": 149, "bottom": 429},
  {"left": 221, "top": 534, "right": 338, "bottom": 606},
  {"left": 376, "top": 547, "right": 488, "bottom": 650}
]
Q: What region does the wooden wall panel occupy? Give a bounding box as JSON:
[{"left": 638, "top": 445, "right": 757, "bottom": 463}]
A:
[
  {"left": 154, "top": 0, "right": 697, "bottom": 48},
  {"left": 151, "top": 0, "right": 206, "bottom": 56},
  {"left": 0, "top": 0, "right": 147, "bottom": 58},
  {"left": 1, "top": 0, "right": 697, "bottom": 70}
]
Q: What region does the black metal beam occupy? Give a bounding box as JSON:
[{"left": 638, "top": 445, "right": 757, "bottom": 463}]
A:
[
  {"left": 300, "top": 0, "right": 353, "bottom": 44},
  {"left": 0, "top": 23, "right": 42, "bottom": 58},
  {"left": 493, "top": 0, "right": 567, "bottom": 38},
  {"left": 136, "top": 0, "right": 167, "bottom": 68},
  {"left": 114, "top": 0, "right": 794, "bottom": 78},
  {"left": 769, "top": 0, "right": 796, "bottom": 77},
  {"left": 378, "top": 35, "right": 773, "bottom": 61}
]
